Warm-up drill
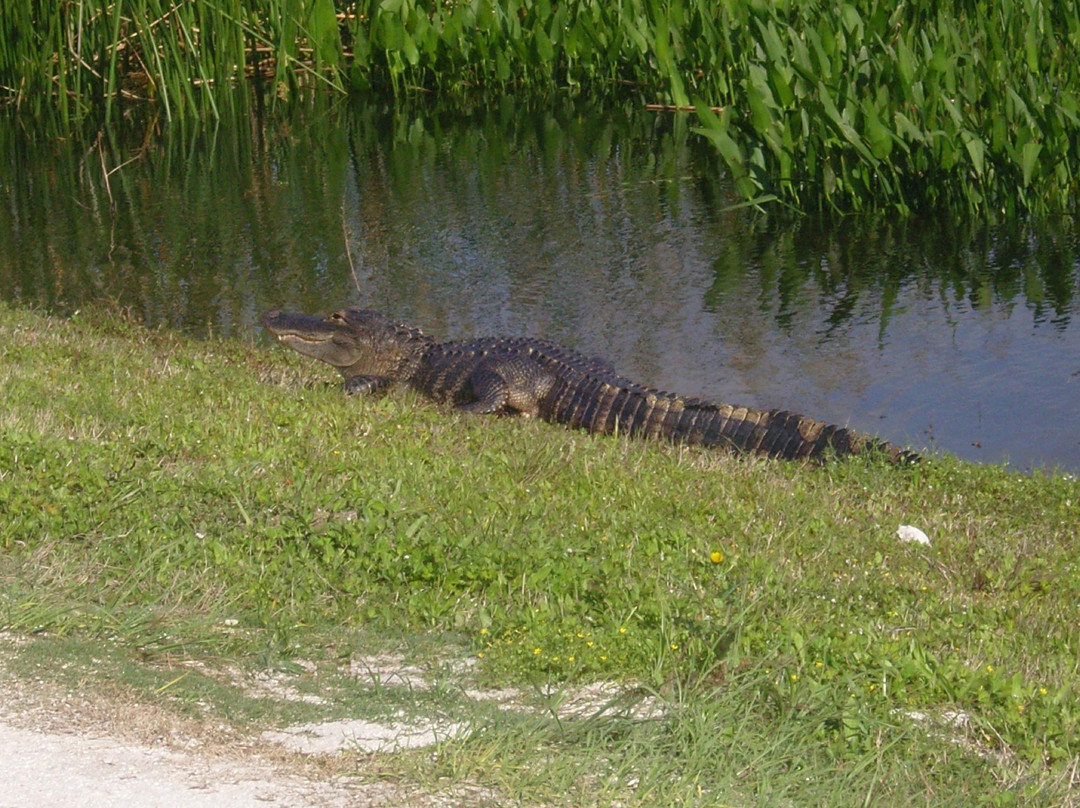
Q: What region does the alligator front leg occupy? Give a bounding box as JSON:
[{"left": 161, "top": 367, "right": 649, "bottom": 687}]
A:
[
  {"left": 458, "top": 357, "right": 555, "bottom": 418},
  {"left": 343, "top": 375, "right": 394, "bottom": 396}
]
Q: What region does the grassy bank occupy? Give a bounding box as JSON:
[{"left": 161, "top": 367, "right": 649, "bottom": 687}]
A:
[
  {"left": 2, "top": 1, "right": 1077, "bottom": 215},
  {"left": 1, "top": 302, "right": 1078, "bottom": 805}
]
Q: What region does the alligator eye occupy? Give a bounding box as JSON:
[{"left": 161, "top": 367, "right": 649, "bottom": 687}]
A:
[{"left": 328, "top": 311, "right": 345, "bottom": 322}]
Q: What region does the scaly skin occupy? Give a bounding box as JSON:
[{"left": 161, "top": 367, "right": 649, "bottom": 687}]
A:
[{"left": 262, "top": 308, "right": 918, "bottom": 463}]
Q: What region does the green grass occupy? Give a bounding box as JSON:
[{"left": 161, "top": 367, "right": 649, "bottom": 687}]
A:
[
  {"left": 2, "top": 0, "right": 1077, "bottom": 215},
  {"left": 2, "top": 300, "right": 1079, "bottom": 805}
]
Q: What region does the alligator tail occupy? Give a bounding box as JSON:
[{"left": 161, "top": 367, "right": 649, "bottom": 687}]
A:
[
  {"left": 545, "top": 380, "right": 915, "bottom": 462},
  {"left": 681, "top": 400, "right": 917, "bottom": 462}
]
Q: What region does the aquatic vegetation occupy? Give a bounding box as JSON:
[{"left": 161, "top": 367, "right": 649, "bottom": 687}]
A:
[
  {"left": 1, "top": 0, "right": 1076, "bottom": 215},
  {"left": 688, "top": 0, "right": 1080, "bottom": 216}
]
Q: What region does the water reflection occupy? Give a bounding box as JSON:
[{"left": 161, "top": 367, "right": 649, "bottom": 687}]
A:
[{"left": 0, "top": 99, "right": 1077, "bottom": 470}]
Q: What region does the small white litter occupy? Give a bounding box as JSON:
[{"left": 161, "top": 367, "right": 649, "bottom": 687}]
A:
[{"left": 897, "top": 525, "right": 931, "bottom": 546}]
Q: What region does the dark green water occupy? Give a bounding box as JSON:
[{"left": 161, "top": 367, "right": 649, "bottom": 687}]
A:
[{"left": 2, "top": 98, "right": 1078, "bottom": 471}]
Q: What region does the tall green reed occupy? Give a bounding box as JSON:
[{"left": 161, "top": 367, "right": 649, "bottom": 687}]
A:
[{"left": 0, "top": 0, "right": 344, "bottom": 124}]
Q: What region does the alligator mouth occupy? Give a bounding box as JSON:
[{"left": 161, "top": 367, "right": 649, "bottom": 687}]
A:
[{"left": 276, "top": 332, "right": 332, "bottom": 346}]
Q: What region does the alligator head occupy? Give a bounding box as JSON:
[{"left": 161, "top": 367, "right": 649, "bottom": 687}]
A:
[{"left": 261, "top": 308, "right": 430, "bottom": 382}]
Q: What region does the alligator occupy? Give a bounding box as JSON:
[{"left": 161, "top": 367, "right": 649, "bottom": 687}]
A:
[{"left": 262, "top": 307, "right": 918, "bottom": 463}]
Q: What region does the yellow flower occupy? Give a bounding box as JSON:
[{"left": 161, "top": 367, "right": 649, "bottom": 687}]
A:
[
  {"left": 670, "top": 643, "right": 678, "bottom": 651},
  {"left": 480, "top": 628, "right": 488, "bottom": 636},
  {"left": 619, "top": 627, "right": 627, "bottom": 634},
  {"left": 710, "top": 551, "right": 724, "bottom": 564},
  {"left": 1039, "top": 687, "right": 1048, "bottom": 696},
  {"left": 790, "top": 673, "right": 798, "bottom": 682},
  {"left": 986, "top": 665, "right": 994, "bottom": 673},
  {"left": 533, "top": 647, "right": 541, "bottom": 655}
]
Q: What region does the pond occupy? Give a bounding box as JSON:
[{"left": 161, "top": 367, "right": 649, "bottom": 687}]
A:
[{"left": 2, "top": 97, "right": 1078, "bottom": 471}]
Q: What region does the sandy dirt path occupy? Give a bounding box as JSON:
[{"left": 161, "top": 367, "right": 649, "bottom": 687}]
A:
[
  {"left": 0, "top": 663, "right": 470, "bottom": 808},
  {"left": 0, "top": 718, "right": 358, "bottom": 808}
]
